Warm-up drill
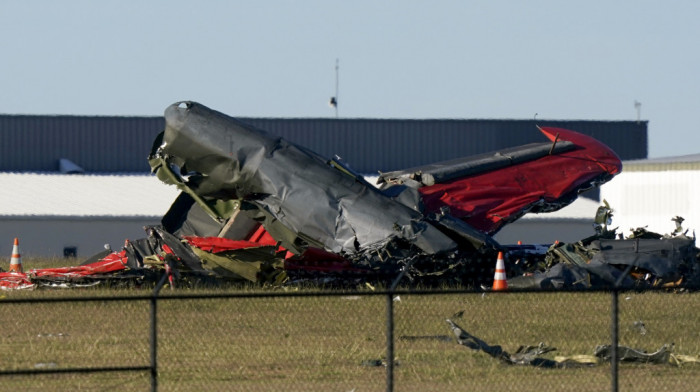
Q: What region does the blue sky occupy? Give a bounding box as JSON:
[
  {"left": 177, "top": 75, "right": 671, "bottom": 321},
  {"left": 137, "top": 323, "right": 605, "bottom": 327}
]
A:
[{"left": 2, "top": 1, "right": 698, "bottom": 158}]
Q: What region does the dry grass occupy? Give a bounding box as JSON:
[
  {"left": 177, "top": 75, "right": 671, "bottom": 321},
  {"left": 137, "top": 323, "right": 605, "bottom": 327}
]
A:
[{"left": 1, "top": 258, "right": 700, "bottom": 391}]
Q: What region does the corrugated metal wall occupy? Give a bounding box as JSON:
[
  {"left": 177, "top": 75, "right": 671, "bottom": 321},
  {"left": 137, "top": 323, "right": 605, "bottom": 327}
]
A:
[
  {"left": 0, "top": 114, "right": 647, "bottom": 173},
  {"left": 0, "top": 115, "right": 164, "bottom": 172},
  {"left": 246, "top": 118, "right": 647, "bottom": 173}
]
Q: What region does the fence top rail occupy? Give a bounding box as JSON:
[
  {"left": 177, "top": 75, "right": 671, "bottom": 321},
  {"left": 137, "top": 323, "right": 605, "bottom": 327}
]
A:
[
  {"left": 0, "top": 365, "right": 151, "bottom": 377},
  {"left": 0, "top": 284, "right": 694, "bottom": 304}
]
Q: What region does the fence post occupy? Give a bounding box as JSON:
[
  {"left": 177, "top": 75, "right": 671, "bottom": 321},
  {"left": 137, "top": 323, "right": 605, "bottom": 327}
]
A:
[
  {"left": 610, "top": 263, "right": 635, "bottom": 392},
  {"left": 610, "top": 288, "right": 619, "bottom": 392},
  {"left": 151, "top": 270, "right": 170, "bottom": 392},
  {"left": 386, "top": 293, "right": 395, "bottom": 392}
]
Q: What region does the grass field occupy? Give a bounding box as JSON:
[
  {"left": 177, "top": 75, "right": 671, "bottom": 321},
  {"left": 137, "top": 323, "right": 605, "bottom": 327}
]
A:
[{"left": 1, "top": 257, "right": 699, "bottom": 391}]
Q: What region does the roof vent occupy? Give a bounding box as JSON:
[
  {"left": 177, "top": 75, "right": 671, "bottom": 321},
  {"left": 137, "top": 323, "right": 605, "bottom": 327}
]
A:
[{"left": 58, "top": 158, "right": 85, "bottom": 174}]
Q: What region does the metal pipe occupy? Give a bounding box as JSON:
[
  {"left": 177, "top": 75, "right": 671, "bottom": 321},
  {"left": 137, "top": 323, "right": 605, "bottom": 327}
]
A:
[
  {"left": 611, "top": 289, "right": 619, "bottom": 392},
  {"left": 386, "top": 293, "right": 395, "bottom": 392}
]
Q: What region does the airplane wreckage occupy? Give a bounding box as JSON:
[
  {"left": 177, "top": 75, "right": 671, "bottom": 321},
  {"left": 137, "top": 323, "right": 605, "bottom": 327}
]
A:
[{"left": 2, "top": 101, "right": 700, "bottom": 291}]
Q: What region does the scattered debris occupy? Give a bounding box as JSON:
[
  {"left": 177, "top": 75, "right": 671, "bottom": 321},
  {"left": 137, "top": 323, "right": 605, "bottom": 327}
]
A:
[
  {"left": 447, "top": 319, "right": 700, "bottom": 368},
  {"left": 447, "top": 318, "right": 570, "bottom": 368},
  {"left": 360, "top": 359, "right": 400, "bottom": 367},
  {"left": 506, "top": 207, "right": 700, "bottom": 290},
  {"left": 140, "top": 101, "right": 620, "bottom": 288},
  {"left": 3, "top": 101, "right": 700, "bottom": 291},
  {"left": 594, "top": 344, "right": 672, "bottom": 364},
  {"left": 632, "top": 320, "right": 648, "bottom": 336}
]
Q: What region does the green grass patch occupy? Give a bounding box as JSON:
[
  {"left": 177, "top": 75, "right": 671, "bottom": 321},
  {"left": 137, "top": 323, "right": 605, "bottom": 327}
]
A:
[{"left": 1, "top": 258, "right": 699, "bottom": 391}]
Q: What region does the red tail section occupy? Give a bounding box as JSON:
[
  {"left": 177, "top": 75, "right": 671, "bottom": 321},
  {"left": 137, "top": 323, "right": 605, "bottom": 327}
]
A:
[{"left": 419, "top": 126, "right": 622, "bottom": 234}]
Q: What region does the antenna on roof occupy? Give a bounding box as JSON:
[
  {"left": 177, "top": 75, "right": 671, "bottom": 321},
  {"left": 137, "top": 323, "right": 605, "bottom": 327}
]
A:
[
  {"left": 634, "top": 100, "right": 641, "bottom": 124},
  {"left": 329, "top": 58, "right": 339, "bottom": 118}
]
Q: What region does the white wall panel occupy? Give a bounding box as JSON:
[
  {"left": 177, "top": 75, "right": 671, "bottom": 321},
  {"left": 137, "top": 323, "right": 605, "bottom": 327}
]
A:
[{"left": 600, "top": 170, "right": 700, "bottom": 236}]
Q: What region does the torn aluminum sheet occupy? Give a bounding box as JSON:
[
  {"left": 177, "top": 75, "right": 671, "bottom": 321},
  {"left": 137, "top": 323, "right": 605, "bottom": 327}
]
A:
[
  {"left": 0, "top": 252, "right": 145, "bottom": 290},
  {"left": 146, "top": 101, "right": 621, "bottom": 285},
  {"left": 446, "top": 319, "right": 576, "bottom": 368},
  {"left": 150, "top": 101, "right": 460, "bottom": 257},
  {"left": 0, "top": 225, "right": 288, "bottom": 290},
  {"left": 0, "top": 272, "right": 35, "bottom": 291},
  {"left": 594, "top": 344, "right": 673, "bottom": 364}
]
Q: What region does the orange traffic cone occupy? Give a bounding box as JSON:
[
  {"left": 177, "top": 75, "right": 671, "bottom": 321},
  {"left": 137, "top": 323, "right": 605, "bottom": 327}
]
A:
[
  {"left": 492, "top": 251, "right": 507, "bottom": 291},
  {"left": 9, "top": 238, "right": 23, "bottom": 273}
]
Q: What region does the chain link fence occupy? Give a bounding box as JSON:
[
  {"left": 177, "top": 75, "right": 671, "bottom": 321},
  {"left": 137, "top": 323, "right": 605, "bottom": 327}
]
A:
[{"left": 1, "top": 286, "right": 699, "bottom": 391}]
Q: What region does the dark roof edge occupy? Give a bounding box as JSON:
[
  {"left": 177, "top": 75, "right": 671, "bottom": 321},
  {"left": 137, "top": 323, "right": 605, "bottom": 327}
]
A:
[
  {"left": 0, "top": 113, "right": 648, "bottom": 124},
  {"left": 0, "top": 215, "right": 162, "bottom": 221}
]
